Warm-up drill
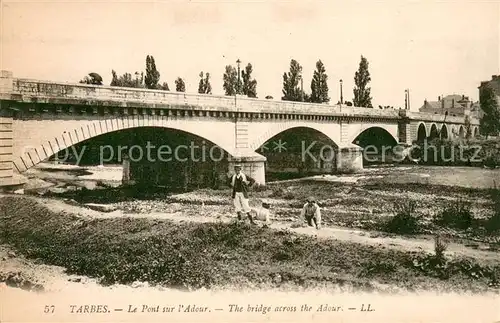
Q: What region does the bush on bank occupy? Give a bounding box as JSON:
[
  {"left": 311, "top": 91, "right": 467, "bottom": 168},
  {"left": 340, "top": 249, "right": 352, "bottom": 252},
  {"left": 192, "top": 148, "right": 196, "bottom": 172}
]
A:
[
  {"left": 379, "top": 191, "right": 500, "bottom": 241},
  {"left": 408, "top": 138, "right": 500, "bottom": 167},
  {"left": 383, "top": 201, "right": 422, "bottom": 234},
  {"left": 433, "top": 199, "right": 474, "bottom": 230}
]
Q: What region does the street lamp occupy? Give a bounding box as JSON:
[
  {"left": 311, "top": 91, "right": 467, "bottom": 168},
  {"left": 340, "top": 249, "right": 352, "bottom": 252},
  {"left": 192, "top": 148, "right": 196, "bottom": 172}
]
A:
[
  {"left": 236, "top": 59, "right": 241, "bottom": 94},
  {"left": 339, "top": 79, "right": 343, "bottom": 105}
]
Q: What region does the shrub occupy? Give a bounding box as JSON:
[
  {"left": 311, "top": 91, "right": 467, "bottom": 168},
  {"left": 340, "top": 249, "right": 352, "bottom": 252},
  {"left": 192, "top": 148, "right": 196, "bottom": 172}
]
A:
[
  {"left": 383, "top": 200, "right": 421, "bottom": 234},
  {"left": 434, "top": 234, "right": 448, "bottom": 264},
  {"left": 433, "top": 199, "right": 474, "bottom": 230},
  {"left": 484, "top": 213, "right": 500, "bottom": 235},
  {"left": 484, "top": 183, "right": 500, "bottom": 235},
  {"left": 490, "top": 182, "right": 500, "bottom": 210},
  {"left": 411, "top": 254, "right": 499, "bottom": 283},
  {"left": 483, "top": 155, "right": 500, "bottom": 168}
]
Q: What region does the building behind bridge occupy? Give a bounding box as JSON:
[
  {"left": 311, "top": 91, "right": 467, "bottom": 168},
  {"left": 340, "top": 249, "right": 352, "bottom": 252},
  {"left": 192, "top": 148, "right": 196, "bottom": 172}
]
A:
[{"left": 419, "top": 94, "right": 482, "bottom": 119}]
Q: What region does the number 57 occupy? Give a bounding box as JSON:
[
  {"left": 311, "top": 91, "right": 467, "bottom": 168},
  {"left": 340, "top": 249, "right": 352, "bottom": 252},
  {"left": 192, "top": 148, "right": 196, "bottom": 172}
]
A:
[{"left": 44, "top": 305, "right": 55, "bottom": 313}]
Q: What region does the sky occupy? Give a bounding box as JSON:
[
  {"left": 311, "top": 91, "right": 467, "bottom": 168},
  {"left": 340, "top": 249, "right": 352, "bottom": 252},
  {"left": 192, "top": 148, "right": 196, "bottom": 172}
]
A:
[{"left": 1, "top": 0, "right": 499, "bottom": 110}]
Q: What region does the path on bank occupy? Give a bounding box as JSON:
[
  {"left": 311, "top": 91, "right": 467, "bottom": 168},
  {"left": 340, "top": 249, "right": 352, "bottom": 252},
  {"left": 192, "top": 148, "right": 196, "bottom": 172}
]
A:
[{"left": 37, "top": 197, "right": 500, "bottom": 264}]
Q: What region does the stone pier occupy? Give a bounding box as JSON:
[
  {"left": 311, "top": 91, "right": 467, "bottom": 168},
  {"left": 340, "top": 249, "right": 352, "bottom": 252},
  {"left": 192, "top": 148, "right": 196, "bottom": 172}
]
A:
[
  {"left": 336, "top": 145, "right": 364, "bottom": 174},
  {"left": 227, "top": 151, "right": 267, "bottom": 185}
]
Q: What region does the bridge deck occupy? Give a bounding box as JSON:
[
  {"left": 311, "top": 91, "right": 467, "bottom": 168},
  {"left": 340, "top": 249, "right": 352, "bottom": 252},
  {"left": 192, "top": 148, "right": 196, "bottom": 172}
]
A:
[{"left": 0, "top": 75, "right": 479, "bottom": 125}]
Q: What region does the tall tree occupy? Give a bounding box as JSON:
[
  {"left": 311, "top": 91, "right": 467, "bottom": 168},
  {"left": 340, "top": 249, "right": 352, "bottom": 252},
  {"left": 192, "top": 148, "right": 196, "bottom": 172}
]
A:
[
  {"left": 144, "top": 55, "right": 161, "bottom": 89},
  {"left": 282, "top": 59, "right": 303, "bottom": 102},
  {"left": 110, "top": 70, "right": 119, "bottom": 86},
  {"left": 310, "top": 60, "right": 329, "bottom": 103},
  {"left": 198, "top": 72, "right": 212, "bottom": 94},
  {"left": 79, "top": 73, "right": 103, "bottom": 85},
  {"left": 223, "top": 65, "right": 239, "bottom": 96},
  {"left": 160, "top": 82, "right": 170, "bottom": 91},
  {"left": 175, "top": 77, "right": 186, "bottom": 92},
  {"left": 133, "top": 72, "right": 144, "bottom": 88},
  {"left": 479, "top": 86, "right": 500, "bottom": 137},
  {"left": 464, "top": 115, "right": 473, "bottom": 139},
  {"left": 353, "top": 55, "right": 373, "bottom": 108},
  {"left": 110, "top": 70, "right": 144, "bottom": 88},
  {"left": 242, "top": 63, "right": 257, "bottom": 98}
]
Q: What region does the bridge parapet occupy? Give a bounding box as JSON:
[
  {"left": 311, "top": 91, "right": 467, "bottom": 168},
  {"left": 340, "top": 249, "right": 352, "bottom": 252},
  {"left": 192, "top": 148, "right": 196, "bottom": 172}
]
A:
[
  {"left": 235, "top": 95, "right": 401, "bottom": 118},
  {"left": 1, "top": 75, "right": 400, "bottom": 119},
  {"left": 403, "top": 110, "right": 480, "bottom": 125}
]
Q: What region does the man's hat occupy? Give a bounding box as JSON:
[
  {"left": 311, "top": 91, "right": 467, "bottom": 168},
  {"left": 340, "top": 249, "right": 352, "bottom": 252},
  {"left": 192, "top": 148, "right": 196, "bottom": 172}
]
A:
[
  {"left": 306, "top": 196, "right": 316, "bottom": 203},
  {"left": 234, "top": 164, "right": 242, "bottom": 168}
]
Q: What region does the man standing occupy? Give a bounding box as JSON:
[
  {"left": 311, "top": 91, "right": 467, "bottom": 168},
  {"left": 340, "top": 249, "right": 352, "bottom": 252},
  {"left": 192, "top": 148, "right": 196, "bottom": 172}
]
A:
[
  {"left": 301, "top": 196, "right": 321, "bottom": 230},
  {"left": 229, "top": 164, "right": 256, "bottom": 224}
]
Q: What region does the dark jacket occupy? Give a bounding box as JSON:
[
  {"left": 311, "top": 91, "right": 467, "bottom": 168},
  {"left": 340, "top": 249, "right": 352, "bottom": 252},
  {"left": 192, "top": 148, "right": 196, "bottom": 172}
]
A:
[{"left": 229, "top": 172, "right": 255, "bottom": 199}]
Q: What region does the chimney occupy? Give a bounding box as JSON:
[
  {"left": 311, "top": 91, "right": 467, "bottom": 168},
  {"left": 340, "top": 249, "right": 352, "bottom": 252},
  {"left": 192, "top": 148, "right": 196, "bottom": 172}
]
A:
[
  {"left": 452, "top": 99, "right": 455, "bottom": 108},
  {"left": 438, "top": 96, "right": 441, "bottom": 101},
  {"left": 407, "top": 89, "right": 410, "bottom": 110}
]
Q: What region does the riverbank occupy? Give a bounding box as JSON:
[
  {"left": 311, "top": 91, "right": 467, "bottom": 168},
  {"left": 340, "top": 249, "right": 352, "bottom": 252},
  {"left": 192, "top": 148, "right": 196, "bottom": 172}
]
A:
[
  {"left": 410, "top": 138, "right": 500, "bottom": 167},
  {"left": 1, "top": 163, "right": 499, "bottom": 296},
  {"left": 1, "top": 194, "right": 499, "bottom": 294},
  {"left": 43, "top": 165, "right": 500, "bottom": 245}
]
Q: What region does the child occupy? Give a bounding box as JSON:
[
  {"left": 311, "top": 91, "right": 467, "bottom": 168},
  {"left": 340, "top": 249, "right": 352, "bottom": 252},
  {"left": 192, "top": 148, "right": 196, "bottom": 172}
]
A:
[
  {"left": 301, "top": 196, "right": 321, "bottom": 230},
  {"left": 229, "top": 164, "right": 256, "bottom": 224}
]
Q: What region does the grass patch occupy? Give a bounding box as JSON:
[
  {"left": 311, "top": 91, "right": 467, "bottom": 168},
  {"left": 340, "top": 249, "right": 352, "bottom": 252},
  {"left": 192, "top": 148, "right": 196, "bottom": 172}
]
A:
[
  {"left": 1, "top": 196, "right": 498, "bottom": 292},
  {"left": 43, "top": 185, "right": 174, "bottom": 204}
]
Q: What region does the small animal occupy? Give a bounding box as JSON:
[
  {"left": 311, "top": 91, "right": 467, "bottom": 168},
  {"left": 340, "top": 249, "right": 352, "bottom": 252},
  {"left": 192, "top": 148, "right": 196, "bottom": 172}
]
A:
[{"left": 250, "top": 202, "right": 271, "bottom": 226}]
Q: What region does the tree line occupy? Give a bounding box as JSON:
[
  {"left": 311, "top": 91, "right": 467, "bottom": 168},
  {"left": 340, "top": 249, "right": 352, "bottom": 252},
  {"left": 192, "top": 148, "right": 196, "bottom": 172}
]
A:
[
  {"left": 479, "top": 86, "right": 500, "bottom": 137},
  {"left": 79, "top": 54, "right": 500, "bottom": 137},
  {"left": 79, "top": 54, "right": 373, "bottom": 107}
]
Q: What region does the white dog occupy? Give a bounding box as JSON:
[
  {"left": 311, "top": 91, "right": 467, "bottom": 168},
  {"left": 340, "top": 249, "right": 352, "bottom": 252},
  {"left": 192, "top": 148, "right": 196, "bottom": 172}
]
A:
[{"left": 249, "top": 202, "right": 271, "bottom": 226}]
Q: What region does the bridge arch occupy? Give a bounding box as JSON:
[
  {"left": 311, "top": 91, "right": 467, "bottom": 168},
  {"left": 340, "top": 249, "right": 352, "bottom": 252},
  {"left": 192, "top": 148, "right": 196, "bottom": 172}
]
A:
[
  {"left": 13, "top": 117, "right": 235, "bottom": 173},
  {"left": 429, "top": 123, "right": 439, "bottom": 140},
  {"left": 440, "top": 124, "right": 449, "bottom": 139},
  {"left": 458, "top": 125, "right": 465, "bottom": 138},
  {"left": 253, "top": 125, "right": 340, "bottom": 152},
  {"left": 254, "top": 125, "right": 340, "bottom": 176},
  {"left": 351, "top": 126, "right": 398, "bottom": 148},
  {"left": 347, "top": 124, "right": 399, "bottom": 147},
  {"left": 248, "top": 123, "right": 340, "bottom": 152},
  {"left": 417, "top": 123, "right": 427, "bottom": 142},
  {"left": 473, "top": 126, "right": 479, "bottom": 138}
]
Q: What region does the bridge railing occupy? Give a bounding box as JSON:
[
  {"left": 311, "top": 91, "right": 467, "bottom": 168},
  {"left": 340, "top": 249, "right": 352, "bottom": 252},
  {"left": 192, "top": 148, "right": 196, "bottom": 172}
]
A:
[
  {"left": 5, "top": 78, "right": 401, "bottom": 119},
  {"left": 404, "top": 110, "right": 479, "bottom": 125},
  {"left": 236, "top": 96, "right": 401, "bottom": 118},
  {"left": 2, "top": 76, "right": 479, "bottom": 124}
]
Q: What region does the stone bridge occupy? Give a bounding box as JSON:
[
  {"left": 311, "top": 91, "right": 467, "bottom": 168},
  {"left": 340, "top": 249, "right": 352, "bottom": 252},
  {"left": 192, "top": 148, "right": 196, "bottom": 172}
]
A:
[{"left": 0, "top": 71, "right": 480, "bottom": 186}]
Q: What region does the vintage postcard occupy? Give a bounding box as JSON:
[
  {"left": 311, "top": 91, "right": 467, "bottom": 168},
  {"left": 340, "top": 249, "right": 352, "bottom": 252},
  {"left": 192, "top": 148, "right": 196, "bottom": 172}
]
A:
[{"left": 0, "top": 0, "right": 499, "bottom": 322}]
